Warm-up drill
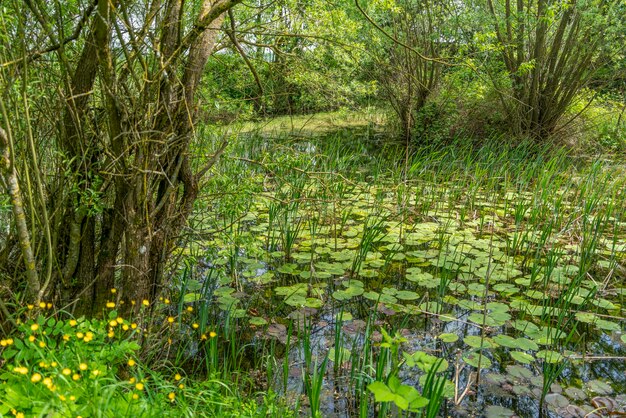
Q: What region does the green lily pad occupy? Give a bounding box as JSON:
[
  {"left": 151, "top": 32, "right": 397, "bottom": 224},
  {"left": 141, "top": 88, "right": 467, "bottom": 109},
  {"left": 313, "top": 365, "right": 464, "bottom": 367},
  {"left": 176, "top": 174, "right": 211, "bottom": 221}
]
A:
[
  {"left": 463, "top": 352, "right": 492, "bottom": 368},
  {"left": 249, "top": 317, "right": 268, "bottom": 326},
  {"left": 437, "top": 333, "right": 459, "bottom": 343},
  {"left": 510, "top": 351, "right": 534, "bottom": 364}
]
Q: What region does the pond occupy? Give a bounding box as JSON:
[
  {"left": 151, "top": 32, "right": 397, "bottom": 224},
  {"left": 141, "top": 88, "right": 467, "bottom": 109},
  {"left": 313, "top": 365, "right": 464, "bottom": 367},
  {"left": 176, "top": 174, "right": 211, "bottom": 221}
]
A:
[{"left": 179, "top": 128, "right": 625, "bottom": 417}]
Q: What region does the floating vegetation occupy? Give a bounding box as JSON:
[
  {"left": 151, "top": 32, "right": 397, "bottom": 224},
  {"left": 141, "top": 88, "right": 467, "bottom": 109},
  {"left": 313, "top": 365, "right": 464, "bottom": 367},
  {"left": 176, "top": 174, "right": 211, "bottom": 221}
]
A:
[{"left": 178, "top": 130, "right": 625, "bottom": 416}]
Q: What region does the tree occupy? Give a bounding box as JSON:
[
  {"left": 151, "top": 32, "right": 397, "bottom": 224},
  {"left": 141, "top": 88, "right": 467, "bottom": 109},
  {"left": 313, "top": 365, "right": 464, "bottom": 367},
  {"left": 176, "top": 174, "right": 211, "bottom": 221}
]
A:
[
  {"left": 357, "top": 0, "right": 457, "bottom": 142},
  {"left": 485, "top": 0, "right": 625, "bottom": 139},
  {"left": 0, "top": 0, "right": 241, "bottom": 313}
]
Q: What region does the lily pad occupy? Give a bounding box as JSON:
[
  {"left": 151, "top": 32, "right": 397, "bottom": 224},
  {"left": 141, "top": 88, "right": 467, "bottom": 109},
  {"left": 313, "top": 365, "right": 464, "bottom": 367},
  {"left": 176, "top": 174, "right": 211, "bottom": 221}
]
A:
[
  {"left": 437, "top": 333, "right": 459, "bottom": 343},
  {"left": 485, "top": 405, "right": 515, "bottom": 418},
  {"left": 510, "top": 351, "right": 534, "bottom": 364},
  {"left": 585, "top": 380, "right": 613, "bottom": 395}
]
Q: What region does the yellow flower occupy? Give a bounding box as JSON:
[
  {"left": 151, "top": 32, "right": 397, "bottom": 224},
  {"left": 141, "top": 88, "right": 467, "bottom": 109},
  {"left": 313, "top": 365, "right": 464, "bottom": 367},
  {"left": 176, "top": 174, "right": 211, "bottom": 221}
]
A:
[
  {"left": 14, "top": 366, "right": 28, "bottom": 374},
  {"left": 70, "top": 395, "right": 76, "bottom": 401},
  {"left": 201, "top": 334, "right": 207, "bottom": 340},
  {"left": 43, "top": 377, "right": 52, "bottom": 387},
  {"left": 39, "top": 361, "right": 46, "bottom": 368},
  {"left": 122, "top": 324, "right": 129, "bottom": 331},
  {"left": 59, "top": 395, "right": 66, "bottom": 401},
  {"left": 51, "top": 361, "right": 57, "bottom": 367},
  {"left": 62, "top": 368, "right": 71, "bottom": 376},
  {"left": 174, "top": 373, "right": 182, "bottom": 381},
  {"left": 164, "top": 298, "right": 170, "bottom": 304},
  {"left": 31, "top": 373, "right": 42, "bottom": 383},
  {"left": 76, "top": 332, "right": 84, "bottom": 339},
  {"left": 106, "top": 302, "right": 115, "bottom": 308},
  {"left": 46, "top": 303, "right": 52, "bottom": 309},
  {"left": 39, "top": 302, "right": 46, "bottom": 308},
  {"left": 129, "top": 377, "right": 136, "bottom": 383},
  {"left": 209, "top": 331, "right": 217, "bottom": 338},
  {"left": 107, "top": 331, "right": 115, "bottom": 338},
  {"left": 91, "top": 370, "right": 100, "bottom": 376},
  {"left": 168, "top": 392, "right": 175, "bottom": 401},
  {"left": 132, "top": 393, "right": 139, "bottom": 400},
  {"left": 27, "top": 304, "right": 34, "bottom": 310},
  {"left": 167, "top": 316, "right": 175, "bottom": 323},
  {"left": 178, "top": 383, "right": 184, "bottom": 389},
  {"left": 131, "top": 323, "right": 137, "bottom": 329},
  {"left": 38, "top": 341, "right": 46, "bottom": 348},
  {"left": 135, "top": 382, "right": 144, "bottom": 390},
  {"left": 111, "top": 288, "right": 117, "bottom": 294},
  {"left": 72, "top": 374, "right": 80, "bottom": 381},
  {"left": 28, "top": 335, "right": 35, "bottom": 342},
  {"left": 142, "top": 299, "right": 149, "bottom": 306},
  {"left": 127, "top": 359, "right": 136, "bottom": 367},
  {"left": 116, "top": 317, "right": 124, "bottom": 324},
  {"left": 186, "top": 306, "right": 193, "bottom": 312},
  {"left": 109, "top": 320, "right": 118, "bottom": 327},
  {"left": 192, "top": 323, "right": 199, "bottom": 329},
  {"left": 16, "top": 413, "right": 24, "bottom": 418},
  {"left": 30, "top": 323, "right": 39, "bottom": 331},
  {"left": 79, "top": 363, "right": 88, "bottom": 371},
  {"left": 63, "top": 334, "right": 70, "bottom": 341},
  {"left": 69, "top": 320, "right": 77, "bottom": 327}
]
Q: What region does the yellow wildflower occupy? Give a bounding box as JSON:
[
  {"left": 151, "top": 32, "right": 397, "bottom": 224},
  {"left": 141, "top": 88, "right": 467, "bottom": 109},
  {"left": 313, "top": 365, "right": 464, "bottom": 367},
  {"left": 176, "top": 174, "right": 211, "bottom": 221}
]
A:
[
  {"left": 127, "top": 359, "right": 136, "bottom": 367},
  {"left": 192, "top": 323, "right": 199, "bottom": 329},
  {"left": 62, "top": 368, "right": 71, "bottom": 376},
  {"left": 79, "top": 363, "right": 88, "bottom": 371},
  {"left": 135, "top": 382, "right": 144, "bottom": 390},
  {"left": 30, "top": 323, "right": 39, "bottom": 331},
  {"left": 14, "top": 366, "right": 28, "bottom": 374},
  {"left": 72, "top": 374, "right": 80, "bottom": 381},
  {"left": 106, "top": 302, "right": 115, "bottom": 308},
  {"left": 142, "top": 299, "right": 149, "bottom": 306},
  {"left": 168, "top": 392, "right": 175, "bottom": 401},
  {"left": 167, "top": 316, "right": 175, "bottom": 323},
  {"left": 174, "top": 373, "right": 182, "bottom": 381},
  {"left": 31, "top": 373, "right": 42, "bottom": 383},
  {"left": 209, "top": 331, "right": 217, "bottom": 338},
  {"left": 69, "top": 320, "right": 77, "bottom": 327},
  {"left": 111, "top": 288, "right": 117, "bottom": 294}
]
